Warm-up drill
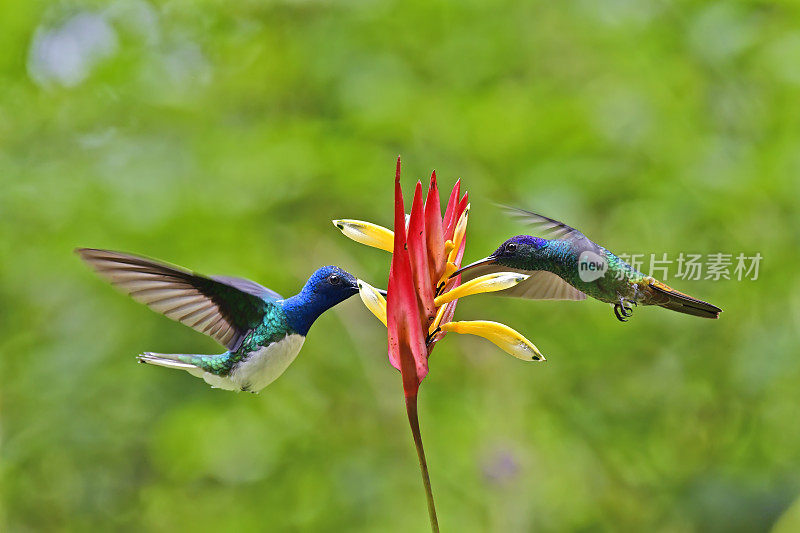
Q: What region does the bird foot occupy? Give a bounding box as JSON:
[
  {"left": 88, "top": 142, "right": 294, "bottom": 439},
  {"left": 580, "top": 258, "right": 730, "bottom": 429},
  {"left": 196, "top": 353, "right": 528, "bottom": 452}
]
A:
[{"left": 613, "top": 300, "right": 634, "bottom": 322}]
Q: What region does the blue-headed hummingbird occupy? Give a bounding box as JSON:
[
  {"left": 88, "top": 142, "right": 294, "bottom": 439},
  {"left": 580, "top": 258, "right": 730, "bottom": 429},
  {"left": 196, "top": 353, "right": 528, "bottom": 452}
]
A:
[
  {"left": 77, "top": 249, "right": 363, "bottom": 392},
  {"left": 452, "top": 207, "right": 721, "bottom": 321}
]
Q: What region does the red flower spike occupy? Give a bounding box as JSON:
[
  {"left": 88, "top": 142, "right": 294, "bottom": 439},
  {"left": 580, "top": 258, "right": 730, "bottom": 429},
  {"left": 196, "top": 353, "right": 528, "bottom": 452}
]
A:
[
  {"left": 442, "top": 178, "right": 461, "bottom": 240},
  {"left": 424, "top": 171, "right": 445, "bottom": 283},
  {"left": 386, "top": 159, "right": 439, "bottom": 531},
  {"left": 407, "top": 181, "right": 436, "bottom": 327},
  {"left": 387, "top": 159, "right": 429, "bottom": 396},
  {"left": 457, "top": 192, "right": 469, "bottom": 225},
  {"left": 334, "top": 159, "right": 545, "bottom": 533}
]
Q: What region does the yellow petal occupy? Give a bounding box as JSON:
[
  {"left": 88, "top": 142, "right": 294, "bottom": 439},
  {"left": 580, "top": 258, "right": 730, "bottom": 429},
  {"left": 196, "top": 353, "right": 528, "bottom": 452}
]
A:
[
  {"left": 332, "top": 219, "right": 394, "bottom": 253},
  {"left": 356, "top": 280, "right": 387, "bottom": 327},
  {"left": 439, "top": 320, "right": 545, "bottom": 361},
  {"left": 440, "top": 262, "right": 458, "bottom": 282},
  {"left": 447, "top": 204, "right": 470, "bottom": 264},
  {"left": 428, "top": 304, "right": 448, "bottom": 335},
  {"left": 434, "top": 272, "right": 529, "bottom": 306}
]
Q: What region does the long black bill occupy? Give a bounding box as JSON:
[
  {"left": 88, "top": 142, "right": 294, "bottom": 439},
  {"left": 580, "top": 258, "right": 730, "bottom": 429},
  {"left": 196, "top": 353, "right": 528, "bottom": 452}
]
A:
[{"left": 449, "top": 256, "right": 497, "bottom": 279}]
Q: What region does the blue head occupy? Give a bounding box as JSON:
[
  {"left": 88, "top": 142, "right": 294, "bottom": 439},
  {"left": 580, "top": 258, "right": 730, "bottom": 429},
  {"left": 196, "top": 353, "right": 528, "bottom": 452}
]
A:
[
  {"left": 453, "top": 235, "right": 549, "bottom": 276},
  {"left": 281, "top": 266, "right": 360, "bottom": 335},
  {"left": 490, "top": 235, "right": 548, "bottom": 268}
]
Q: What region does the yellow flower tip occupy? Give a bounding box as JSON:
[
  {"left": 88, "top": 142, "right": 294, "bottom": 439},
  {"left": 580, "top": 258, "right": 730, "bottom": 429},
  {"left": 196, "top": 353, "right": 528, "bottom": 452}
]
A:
[
  {"left": 429, "top": 305, "right": 448, "bottom": 335},
  {"left": 433, "top": 272, "right": 529, "bottom": 306},
  {"left": 435, "top": 262, "right": 459, "bottom": 291},
  {"left": 332, "top": 219, "right": 394, "bottom": 253},
  {"left": 448, "top": 206, "right": 470, "bottom": 264},
  {"left": 356, "top": 279, "right": 388, "bottom": 327},
  {"left": 440, "top": 320, "right": 545, "bottom": 362}
]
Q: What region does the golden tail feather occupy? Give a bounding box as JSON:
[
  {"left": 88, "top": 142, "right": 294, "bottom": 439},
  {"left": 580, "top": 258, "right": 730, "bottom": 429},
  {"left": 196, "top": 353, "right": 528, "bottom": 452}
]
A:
[{"left": 646, "top": 280, "right": 722, "bottom": 319}]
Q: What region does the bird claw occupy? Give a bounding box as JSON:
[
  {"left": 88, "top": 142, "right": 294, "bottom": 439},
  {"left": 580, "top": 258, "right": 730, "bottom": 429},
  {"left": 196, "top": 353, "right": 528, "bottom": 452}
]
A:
[{"left": 613, "top": 301, "right": 634, "bottom": 322}]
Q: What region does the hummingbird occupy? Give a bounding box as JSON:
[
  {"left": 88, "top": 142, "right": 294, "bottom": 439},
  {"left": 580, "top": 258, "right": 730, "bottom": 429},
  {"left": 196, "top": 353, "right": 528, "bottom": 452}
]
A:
[
  {"left": 77, "top": 248, "right": 362, "bottom": 392},
  {"left": 452, "top": 207, "right": 721, "bottom": 321}
]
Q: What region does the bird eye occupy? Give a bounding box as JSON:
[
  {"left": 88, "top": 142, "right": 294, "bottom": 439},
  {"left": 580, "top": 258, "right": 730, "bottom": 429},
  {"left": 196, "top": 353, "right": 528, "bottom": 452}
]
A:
[
  {"left": 506, "top": 243, "right": 517, "bottom": 253},
  {"left": 328, "top": 274, "right": 341, "bottom": 285}
]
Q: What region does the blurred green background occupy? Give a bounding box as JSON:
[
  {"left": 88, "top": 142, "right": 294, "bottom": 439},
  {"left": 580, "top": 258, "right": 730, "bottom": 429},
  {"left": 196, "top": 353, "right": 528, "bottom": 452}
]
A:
[{"left": 2, "top": 0, "right": 800, "bottom": 531}]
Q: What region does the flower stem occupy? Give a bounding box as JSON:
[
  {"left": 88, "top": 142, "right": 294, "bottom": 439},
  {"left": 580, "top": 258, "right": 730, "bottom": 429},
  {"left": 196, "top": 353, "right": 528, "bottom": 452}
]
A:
[{"left": 405, "top": 394, "right": 439, "bottom": 532}]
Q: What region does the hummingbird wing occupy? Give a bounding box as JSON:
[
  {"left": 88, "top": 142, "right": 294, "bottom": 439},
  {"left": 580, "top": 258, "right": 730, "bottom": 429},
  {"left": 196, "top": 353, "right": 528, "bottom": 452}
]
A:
[
  {"left": 76, "top": 249, "right": 281, "bottom": 350},
  {"left": 210, "top": 276, "right": 283, "bottom": 301},
  {"left": 462, "top": 264, "right": 587, "bottom": 301},
  {"left": 500, "top": 204, "right": 607, "bottom": 256},
  {"left": 499, "top": 205, "right": 588, "bottom": 240}
]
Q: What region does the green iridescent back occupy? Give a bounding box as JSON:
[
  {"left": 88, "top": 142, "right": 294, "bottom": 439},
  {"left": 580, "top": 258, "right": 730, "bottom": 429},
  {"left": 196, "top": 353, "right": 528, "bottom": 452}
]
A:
[
  {"left": 523, "top": 240, "right": 648, "bottom": 304},
  {"left": 179, "top": 302, "right": 293, "bottom": 375}
]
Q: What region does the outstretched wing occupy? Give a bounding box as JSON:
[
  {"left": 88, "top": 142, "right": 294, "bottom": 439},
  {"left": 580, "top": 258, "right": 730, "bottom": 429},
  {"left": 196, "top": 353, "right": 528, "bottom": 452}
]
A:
[
  {"left": 499, "top": 205, "right": 589, "bottom": 242},
  {"left": 501, "top": 204, "right": 608, "bottom": 258},
  {"left": 77, "top": 249, "right": 280, "bottom": 350},
  {"left": 210, "top": 276, "right": 283, "bottom": 302},
  {"left": 462, "top": 264, "right": 586, "bottom": 301}
]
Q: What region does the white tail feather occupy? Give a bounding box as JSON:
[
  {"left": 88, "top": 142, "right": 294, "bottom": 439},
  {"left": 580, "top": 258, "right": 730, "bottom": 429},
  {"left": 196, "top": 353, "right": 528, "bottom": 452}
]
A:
[{"left": 137, "top": 352, "right": 201, "bottom": 372}]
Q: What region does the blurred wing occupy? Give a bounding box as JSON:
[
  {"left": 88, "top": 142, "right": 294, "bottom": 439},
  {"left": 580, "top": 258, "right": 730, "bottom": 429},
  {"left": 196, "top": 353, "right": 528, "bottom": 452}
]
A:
[
  {"left": 499, "top": 205, "right": 588, "bottom": 242},
  {"left": 77, "top": 249, "right": 277, "bottom": 350},
  {"left": 462, "top": 264, "right": 586, "bottom": 301}
]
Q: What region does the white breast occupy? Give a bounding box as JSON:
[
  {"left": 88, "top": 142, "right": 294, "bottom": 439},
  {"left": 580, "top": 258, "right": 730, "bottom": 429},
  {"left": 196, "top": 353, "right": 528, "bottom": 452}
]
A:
[{"left": 201, "top": 334, "right": 306, "bottom": 392}]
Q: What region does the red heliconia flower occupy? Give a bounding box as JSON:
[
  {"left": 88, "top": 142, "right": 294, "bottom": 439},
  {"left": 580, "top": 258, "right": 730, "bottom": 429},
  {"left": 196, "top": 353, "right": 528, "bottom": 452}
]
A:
[
  {"left": 387, "top": 158, "right": 467, "bottom": 398},
  {"left": 333, "top": 158, "right": 544, "bottom": 531}
]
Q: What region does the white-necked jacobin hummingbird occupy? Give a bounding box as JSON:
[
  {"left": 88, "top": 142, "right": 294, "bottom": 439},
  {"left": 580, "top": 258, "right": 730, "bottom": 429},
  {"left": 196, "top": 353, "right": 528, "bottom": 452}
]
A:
[
  {"left": 452, "top": 207, "right": 722, "bottom": 322},
  {"left": 77, "top": 249, "right": 362, "bottom": 392}
]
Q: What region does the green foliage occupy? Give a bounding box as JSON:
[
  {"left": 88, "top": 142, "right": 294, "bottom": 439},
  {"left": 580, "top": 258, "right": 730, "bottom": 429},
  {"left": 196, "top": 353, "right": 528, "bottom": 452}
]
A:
[{"left": 2, "top": 0, "right": 800, "bottom": 531}]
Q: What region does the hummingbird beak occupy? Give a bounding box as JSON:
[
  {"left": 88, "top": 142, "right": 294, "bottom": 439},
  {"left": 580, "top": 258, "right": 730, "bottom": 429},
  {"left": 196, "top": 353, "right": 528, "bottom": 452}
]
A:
[
  {"left": 450, "top": 256, "right": 497, "bottom": 278},
  {"left": 356, "top": 279, "right": 387, "bottom": 297}
]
